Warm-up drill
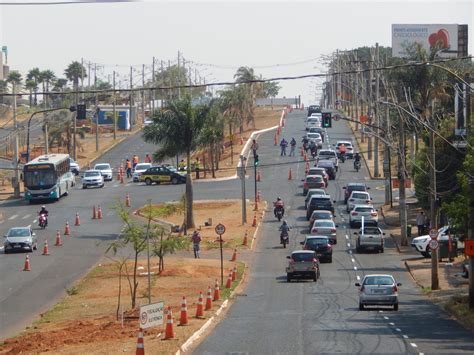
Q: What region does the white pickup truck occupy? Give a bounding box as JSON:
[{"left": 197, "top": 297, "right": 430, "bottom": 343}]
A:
[{"left": 354, "top": 226, "right": 385, "bottom": 253}]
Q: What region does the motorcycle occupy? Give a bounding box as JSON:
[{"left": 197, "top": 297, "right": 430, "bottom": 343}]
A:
[
  {"left": 354, "top": 160, "right": 361, "bottom": 172},
  {"left": 39, "top": 213, "right": 48, "bottom": 229},
  {"left": 275, "top": 206, "right": 284, "bottom": 221},
  {"left": 338, "top": 152, "right": 346, "bottom": 163},
  {"left": 281, "top": 231, "right": 289, "bottom": 248}
]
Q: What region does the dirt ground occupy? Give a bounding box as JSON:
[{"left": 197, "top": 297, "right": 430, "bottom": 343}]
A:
[{"left": 0, "top": 200, "right": 262, "bottom": 353}]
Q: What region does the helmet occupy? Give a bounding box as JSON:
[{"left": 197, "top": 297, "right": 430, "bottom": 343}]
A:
[
  {"left": 277, "top": 197, "right": 281, "bottom": 201},
  {"left": 283, "top": 220, "right": 287, "bottom": 225},
  {"left": 41, "top": 205, "right": 46, "bottom": 209}
]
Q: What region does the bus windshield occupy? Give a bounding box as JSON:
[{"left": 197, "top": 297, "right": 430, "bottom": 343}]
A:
[{"left": 24, "top": 166, "right": 56, "bottom": 188}]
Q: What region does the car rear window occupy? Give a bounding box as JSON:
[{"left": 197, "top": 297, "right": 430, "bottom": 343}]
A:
[
  {"left": 312, "top": 211, "right": 332, "bottom": 219},
  {"left": 349, "top": 185, "right": 366, "bottom": 192},
  {"left": 95, "top": 164, "right": 110, "bottom": 170},
  {"left": 352, "top": 193, "right": 368, "bottom": 199},
  {"left": 312, "top": 197, "right": 330, "bottom": 202},
  {"left": 363, "top": 227, "right": 381, "bottom": 234},
  {"left": 363, "top": 276, "right": 394, "bottom": 286},
  {"left": 306, "top": 176, "right": 323, "bottom": 182},
  {"left": 292, "top": 252, "right": 315, "bottom": 262},
  {"left": 306, "top": 238, "right": 328, "bottom": 246},
  {"left": 314, "top": 220, "right": 334, "bottom": 227},
  {"left": 355, "top": 207, "right": 374, "bottom": 213}
]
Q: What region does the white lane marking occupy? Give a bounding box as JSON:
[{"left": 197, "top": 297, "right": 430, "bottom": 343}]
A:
[
  {"left": 348, "top": 250, "right": 352, "bottom": 255},
  {"left": 389, "top": 322, "right": 395, "bottom": 326},
  {"left": 395, "top": 328, "right": 401, "bottom": 332},
  {"left": 383, "top": 316, "right": 389, "bottom": 320},
  {"left": 347, "top": 243, "right": 351, "bottom": 247},
  {"left": 22, "top": 214, "right": 31, "bottom": 220},
  {"left": 33, "top": 219, "right": 37, "bottom": 223},
  {"left": 410, "top": 343, "right": 417, "bottom": 348},
  {"left": 356, "top": 275, "right": 360, "bottom": 281},
  {"left": 345, "top": 235, "right": 349, "bottom": 240},
  {"left": 353, "top": 266, "right": 358, "bottom": 271},
  {"left": 403, "top": 335, "right": 409, "bottom": 339},
  {"left": 351, "top": 258, "right": 355, "bottom": 263},
  {"left": 379, "top": 310, "right": 383, "bottom": 313},
  {"left": 8, "top": 214, "right": 18, "bottom": 220}
]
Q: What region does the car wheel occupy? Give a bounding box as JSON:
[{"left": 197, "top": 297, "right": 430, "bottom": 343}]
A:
[
  {"left": 4, "top": 249, "right": 9, "bottom": 254},
  {"left": 287, "top": 274, "right": 291, "bottom": 282},
  {"left": 328, "top": 256, "right": 332, "bottom": 263},
  {"left": 359, "top": 303, "right": 364, "bottom": 311},
  {"left": 145, "top": 178, "right": 152, "bottom": 186},
  {"left": 424, "top": 246, "right": 432, "bottom": 258},
  {"left": 394, "top": 303, "right": 399, "bottom": 311},
  {"left": 171, "top": 177, "right": 179, "bottom": 185},
  {"left": 33, "top": 244, "right": 37, "bottom": 250},
  {"left": 313, "top": 273, "right": 317, "bottom": 282},
  {"left": 380, "top": 247, "right": 384, "bottom": 253}
]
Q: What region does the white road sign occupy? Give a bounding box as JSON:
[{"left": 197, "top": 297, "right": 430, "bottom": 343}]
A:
[
  {"left": 215, "top": 223, "right": 226, "bottom": 235},
  {"left": 139, "top": 301, "right": 164, "bottom": 329},
  {"left": 429, "top": 229, "right": 438, "bottom": 239},
  {"left": 429, "top": 239, "right": 439, "bottom": 250}
]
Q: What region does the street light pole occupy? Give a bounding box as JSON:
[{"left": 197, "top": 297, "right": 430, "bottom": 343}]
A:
[
  {"left": 239, "top": 155, "right": 247, "bottom": 225},
  {"left": 12, "top": 82, "right": 20, "bottom": 198},
  {"left": 430, "top": 100, "right": 439, "bottom": 290}
]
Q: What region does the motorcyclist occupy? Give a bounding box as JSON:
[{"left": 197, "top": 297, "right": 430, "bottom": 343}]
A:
[
  {"left": 301, "top": 137, "right": 309, "bottom": 152},
  {"left": 279, "top": 220, "right": 290, "bottom": 244},
  {"left": 273, "top": 197, "right": 285, "bottom": 217},
  {"left": 39, "top": 205, "right": 49, "bottom": 227},
  {"left": 339, "top": 143, "right": 347, "bottom": 162},
  {"left": 354, "top": 152, "right": 361, "bottom": 170},
  {"left": 309, "top": 141, "right": 317, "bottom": 157}
]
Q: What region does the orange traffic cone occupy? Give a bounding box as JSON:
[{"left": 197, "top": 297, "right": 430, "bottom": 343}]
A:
[
  {"left": 288, "top": 168, "right": 293, "bottom": 180},
  {"left": 97, "top": 205, "right": 103, "bottom": 219},
  {"left": 55, "top": 231, "right": 62, "bottom": 246},
  {"left": 230, "top": 248, "right": 237, "bottom": 262},
  {"left": 305, "top": 161, "right": 310, "bottom": 174},
  {"left": 232, "top": 265, "right": 237, "bottom": 281},
  {"left": 225, "top": 270, "right": 233, "bottom": 289},
  {"left": 125, "top": 193, "right": 131, "bottom": 207},
  {"left": 75, "top": 212, "right": 80, "bottom": 226},
  {"left": 205, "top": 286, "right": 213, "bottom": 311},
  {"left": 135, "top": 329, "right": 145, "bottom": 355},
  {"left": 304, "top": 153, "right": 308, "bottom": 162},
  {"left": 252, "top": 213, "right": 257, "bottom": 227},
  {"left": 277, "top": 126, "right": 281, "bottom": 135},
  {"left": 64, "top": 221, "right": 71, "bottom": 235},
  {"left": 256, "top": 170, "right": 261, "bottom": 182},
  {"left": 213, "top": 279, "right": 220, "bottom": 301},
  {"left": 179, "top": 296, "right": 188, "bottom": 326},
  {"left": 92, "top": 205, "right": 97, "bottom": 219},
  {"left": 242, "top": 231, "right": 248, "bottom": 246},
  {"left": 300, "top": 147, "right": 304, "bottom": 156},
  {"left": 23, "top": 255, "right": 31, "bottom": 271},
  {"left": 42, "top": 240, "right": 50, "bottom": 255},
  {"left": 164, "top": 307, "right": 174, "bottom": 339},
  {"left": 195, "top": 292, "right": 204, "bottom": 318},
  {"left": 240, "top": 136, "right": 244, "bottom": 145}
]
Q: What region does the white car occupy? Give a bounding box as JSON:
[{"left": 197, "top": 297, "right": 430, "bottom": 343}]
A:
[
  {"left": 82, "top": 170, "right": 105, "bottom": 189},
  {"left": 144, "top": 117, "right": 153, "bottom": 126},
  {"left": 346, "top": 191, "right": 372, "bottom": 212},
  {"left": 356, "top": 274, "right": 401, "bottom": 311},
  {"left": 133, "top": 163, "right": 152, "bottom": 182},
  {"left": 335, "top": 141, "right": 354, "bottom": 158},
  {"left": 94, "top": 163, "right": 113, "bottom": 181},
  {"left": 69, "top": 158, "right": 80, "bottom": 176},
  {"left": 306, "top": 119, "right": 321, "bottom": 131},
  {"left": 411, "top": 225, "right": 462, "bottom": 258},
  {"left": 355, "top": 226, "right": 385, "bottom": 253},
  {"left": 349, "top": 204, "right": 378, "bottom": 228},
  {"left": 307, "top": 133, "right": 323, "bottom": 148}
]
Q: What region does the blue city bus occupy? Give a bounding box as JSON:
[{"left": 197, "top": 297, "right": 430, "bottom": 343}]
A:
[{"left": 23, "top": 154, "right": 75, "bottom": 202}]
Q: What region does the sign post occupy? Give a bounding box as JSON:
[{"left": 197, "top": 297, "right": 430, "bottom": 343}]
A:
[
  {"left": 139, "top": 301, "right": 164, "bottom": 329},
  {"left": 215, "top": 223, "right": 226, "bottom": 285}
]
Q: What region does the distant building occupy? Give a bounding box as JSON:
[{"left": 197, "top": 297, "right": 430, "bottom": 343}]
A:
[{"left": 0, "top": 46, "right": 9, "bottom": 81}]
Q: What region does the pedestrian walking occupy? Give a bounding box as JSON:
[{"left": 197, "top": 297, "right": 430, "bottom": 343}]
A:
[
  {"left": 191, "top": 230, "right": 201, "bottom": 258},
  {"left": 145, "top": 153, "right": 152, "bottom": 163},
  {"left": 251, "top": 139, "right": 259, "bottom": 157},
  {"left": 195, "top": 158, "right": 201, "bottom": 179},
  {"left": 280, "top": 138, "right": 288, "bottom": 156},
  {"left": 126, "top": 159, "right": 132, "bottom": 178},
  {"left": 178, "top": 159, "right": 186, "bottom": 171},
  {"left": 289, "top": 137, "right": 297, "bottom": 156},
  {"left": 132, "top": 155, "right": 139, "bottom": 169},
  {"left": 416, "top": 211, "right": 427, "bottom": 236}
]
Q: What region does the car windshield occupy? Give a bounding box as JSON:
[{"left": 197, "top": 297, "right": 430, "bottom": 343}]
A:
[
  {"left": 85, "top": 171, "right": 101, "bottom": 177},
  {"left": 308, "top": 133, "right": 320, "bottom": 139},
  {"left": 95, "top": 164, "right": 110, "bottom": 170},
  {"left": 8, "top": 228, "right": 30, "bottom": 237},
  {"left": 135, "top": 164, "right": 151, "bottom": 170},
  {"left": 306, "top": 238, "right": 329, "bottom": 246},
  {"left": 352, "top": 193, "right": 368, "bottom": 199},
  {"left": 363, "top": 276, "right": 394, "bottom": 286},
  {"left": 291, "top": 253, "right": 315, "bottom": 262},
  {"left": 356, "top": 207, "right": 374, "bottom": 213},
  {"left": 315, "top": 221, "right": 334, "bottom": 227},
  {"left": 349, "top": 185, "right": 366, "bottom": 192}
]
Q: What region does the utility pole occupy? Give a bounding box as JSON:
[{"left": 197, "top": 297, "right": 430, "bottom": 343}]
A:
[
  {"left": 81, "top": 58, "right": 85, "bottom": 101},
  {"left": 430, "top": 100, "right": 439, "bottom": 290},
  {"left": 239, "top": 155, "right": 247, "bottom": 224},
  {"left": 367, "top": 49, "right": 374, "bottom": 160},
  {"left": 129, "top": 66, "right": 133, "bottom": 131},
  {"left": 142, "top": 64, "right": 145, "bottom": 123},
  {"left": 94, "top": 64, "right": 99, "bottom": 152},
  {"left": 73, "top": 82, "right": 78, "bottom": 161},
  {"left": 152, "top": 57, "right": 155, "bottom": 113},
  {"left": 12, "top": 81, "right": 20, "bottom": 198},
  {"left": 398, "top": 113, "right": 408, "bottom": 246},
  {"left": 384, "top": 107, "right": 391, "bottom": 205},
  {"left": 43, "top": 76, "right": 49, "bottom": 155},
  {"left": 113, "top": 71, "right": 116, "bottom": 140},
  {"left": 168, "top": 60, "right": 172, "bottom": 101},
  {"left": 177, "top": 51, "right": 181, "bottom": 99},
  {"left": 373, "top": 43, "right": 380, "bottom": 177}
]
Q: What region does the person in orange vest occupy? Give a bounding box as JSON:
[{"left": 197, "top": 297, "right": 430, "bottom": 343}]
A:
[
  {"left": 132, "top": 155, "right": 139, "bottom": 169},
  {"left": 126, "top": 159, "right": 132, "bottom": 178},
  {"left": 144, "top": 153, "right": 152, "bottom": 163}
]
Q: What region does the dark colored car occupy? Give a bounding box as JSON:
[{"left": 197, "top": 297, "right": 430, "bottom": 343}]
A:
[
  {"left": 306, "top": 195, "right": 335, "bottom": 220},
  {"left": 140, "top": 166, "right": 187, "bottom": 185},
  {"left": 301, "top": 236, "right": 333, "bottom": 263},
  {"left": 316, "top": 160, "right": 336, "bottom": 180},
  {"left": 343, "top": 183, "right": 370, "bottom": 204},
  {"left": 303, "top": 175, "right": 326, "bottom": 194},
  {"left": 286, "top": 250, "right": 320, "bottom": 282},
  {"left": 308, "top": 105, "right": 322, "bottom": 115}
]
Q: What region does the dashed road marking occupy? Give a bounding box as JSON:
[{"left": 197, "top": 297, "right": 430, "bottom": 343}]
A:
[
  {"left": 347, "top": 243, "right": 351, "bottom": 247},
  {"left": 356, "top": 275, "right": 360, "bottom": 281},
  {"left": 348, "top": 250, "right": 352, "bottom": 255},
  {"left": 403, "top": 335, "right": 409, "bottom": 339},
  {"left": 353, "top": 266, "right": 358, "bottom": 271},
  {"left": 351, "top": 258, "right": 355, "bottom": 263},
  {"left": 22, "top": 214, "right": 31, "bottom": 220},
  {"left": 345, "top": 235, "right": 349, "bottom": 240},
  {"left": 389, "top": 322, "right": 395, "bottom": 326},
  {"left": 383, "top": 316, "right": 389, "bottom": 320},
  {"left": 410, "top": 343, "right": 417, "bottom": 348},
  {"left": 33, "top": 219, "right": 37, "bottom": 223},
  {"left": 395, "top": 328, "right": 401, "bottom": 332},
  {"left": 8, "top": 215, "right": 18, "bottom": 220}
]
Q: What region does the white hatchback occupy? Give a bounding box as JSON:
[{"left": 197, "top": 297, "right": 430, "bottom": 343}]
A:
[
  {"left": 94, "top": 163, "right": 113, "bottom": 181},
  {"left": 349, "top": 204, "right": 378, "bottom": 228},
  {"left": 347, "top": 191, "right": 372, "bottom": 212}
]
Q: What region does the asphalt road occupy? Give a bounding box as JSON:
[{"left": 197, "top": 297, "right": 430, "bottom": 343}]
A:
[{"left": 193, "top": 110, "right": 474, "bottom": 354}]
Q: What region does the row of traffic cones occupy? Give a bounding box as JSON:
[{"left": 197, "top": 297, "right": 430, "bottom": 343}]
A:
[{"left": 23, "top": 231, "right": 64, "bottom": 271}]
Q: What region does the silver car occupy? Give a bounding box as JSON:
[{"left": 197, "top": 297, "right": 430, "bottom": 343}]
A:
[
  {"left": 286, "top": 250, "right": 320, "bottom": 282},
  {"left": 310, "top": 219, "right": 338, "bottom": 244},
  {"left": 346, "top": 191, "right": 372, "bottom": 212},
  {"left": 4, "top": 227, "right": 37, "bottom": 253},
  {"left": 94, "top": 163, "right": 113, "bottom": 181},
  {"left": 356, "top": 274, "right": 401, "bottom": 310},
  {"left": 82, "top": 170, "right": 105, "bottom": 189}
]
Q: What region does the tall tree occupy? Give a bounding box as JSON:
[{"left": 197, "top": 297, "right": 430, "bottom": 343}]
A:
[
  {"left": 27, "top": 67, "right": 41, "bottom": 105},
  {"left": 0, "top": 79, "right": 8, "bottom": 104},
  {"left": 25, "top": 79, "right": 37, "bottom": 107},
  {"left": 199, "top": 100, "right": 224, "bottom": 177},
  {"left": 142, "top": 96, "right": 210, "bottom": 229},
  {"left": 234, "top": 67, "right": 256, "bottom": 128},
  {"left": 39, "top": 70, "right": 56, "bottom": 108},
  {"left": 65, "top": 61, "right": 86, "bottom": 92}
]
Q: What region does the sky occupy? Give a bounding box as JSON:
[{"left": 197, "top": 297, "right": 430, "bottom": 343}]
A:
[{"left": 0, "top": 0, "right": 472, "bottom": 105}]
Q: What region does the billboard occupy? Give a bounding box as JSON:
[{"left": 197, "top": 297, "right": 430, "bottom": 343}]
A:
[{"left": 392, "top": 24, "right": 462, "bottom": 58}]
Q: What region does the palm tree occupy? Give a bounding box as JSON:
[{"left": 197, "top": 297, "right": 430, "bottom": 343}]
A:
[
  {"left": 65, "top": 61, "right": 86, "bottom": 92},
  {"left": 27, "top": 68, "right": 41, "bottom": 106},
  {"left": 51, "top": 78, "right": 69, "bottom": 106},
  {"left": 0, "top": 80, "right": 7, "bottom": 104},
  {"left": 234, "top": 66, "right": 257, "bottom": 128},
  {"left": 40, "top": 70, "right": 56, "bottom": 108},
  {"left": 142, "top": 96, "right": 210, "bottom": 229},
  {"left": 199, "top": 100, "right": 224, "bottom": 177},
  {"left": 25, "top": 79, "right": 37, "bottom": 107}
]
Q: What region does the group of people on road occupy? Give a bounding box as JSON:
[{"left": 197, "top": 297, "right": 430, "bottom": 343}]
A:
[
  {"left": 124, "top": 154, "right": 153, "bottom": 178},
  {"left": 279, "top": 138, "right": 297, "bottom": 156}
]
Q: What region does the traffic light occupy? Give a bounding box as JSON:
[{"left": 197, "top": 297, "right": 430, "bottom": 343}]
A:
[
  {"left": 254, "top": 154, "right": 259, "bottom": 167},
  {"left": 322, "top": 112, "right": 332, "bottom": 128},
  {"left": 77, "top": 104, "right": 87, "bottom": 120}
]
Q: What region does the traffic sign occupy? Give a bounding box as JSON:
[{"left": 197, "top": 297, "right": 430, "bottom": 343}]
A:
[
  {"left": 464, "top": 240, "right": 474, "bottom": 257},
  {"left": 140, "top": 301, "right": 164, "bottom": 329},
  {"left": 429, "top": 239, "right": 439, "bottom": 250},
  {"left": 215, "top": 223, "right": 226, "bottom": 235},
  {"left": 429, "top": 229, "right": 438, "bottom": 239},
  {"left": 333, "top": 114, "right": 340, "bottom": 121}
]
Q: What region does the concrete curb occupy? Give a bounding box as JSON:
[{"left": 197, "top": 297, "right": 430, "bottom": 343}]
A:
[
  {"left": 250, "top": 201, "right": 267, "bottom": 250},
  {"left": 404, "top": 260, "right": 425, "bottom": 289},
  {"left": 389, "top": 233, "right": 402, "bottom": 253}
]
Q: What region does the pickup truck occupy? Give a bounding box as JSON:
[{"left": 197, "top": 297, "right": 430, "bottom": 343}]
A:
[
  {"left": 317, "top": 149, "right": 339, "bottom": 171},
  {"left": 354, "top": 226, "right": 385, "bottom": 253}
]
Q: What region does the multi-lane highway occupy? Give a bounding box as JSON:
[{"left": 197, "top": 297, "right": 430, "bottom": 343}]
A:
[
  {"left": 1, "top": 109, "right": 473, "bottom": 353},
  {"left": 193, "top": 110, "right": 474, "bottom": 354}
]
